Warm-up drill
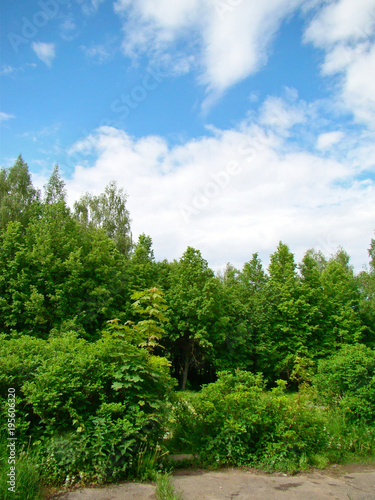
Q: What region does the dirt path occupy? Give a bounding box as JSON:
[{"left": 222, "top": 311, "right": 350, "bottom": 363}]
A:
[{"left": 53, "top": 464, "right": 375, "bottom": 500}]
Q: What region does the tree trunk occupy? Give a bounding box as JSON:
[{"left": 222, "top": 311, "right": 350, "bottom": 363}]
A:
[{"left": 181, "top": 354, "right": 190, "bottom": 391}]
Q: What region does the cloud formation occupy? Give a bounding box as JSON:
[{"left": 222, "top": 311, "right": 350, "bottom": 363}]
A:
[
  {"left": 63, "top": 103, "right": 374, "bottom": 271},
  {"left": 32, "top": 42, "right": 56, "bottom": 67},
  {"left": 114, "top": 0, "right": 302, "bottom": 100},
  {"left": 0, "top": 112, "right": 15, "bottom": 124},
  {"left": 304, "top": 0, "right": 375, "bottom": 126}
]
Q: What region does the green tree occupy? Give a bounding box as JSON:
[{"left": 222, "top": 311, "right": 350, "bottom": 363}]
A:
[
  {"left": 74, "top": 181, "right": 132, "bottom": 256},
  {"left": 43, "top": 165, "right": 66, "bottom": 205},
  {"left": 265, "top": 242, "right": 310, "bottom": 381},
  {"left": 298, "top": 249, "right": 328, "bottom": 358},
  {"left": 0, "top": 169, "right": 128, "bottom": 338},
  {"left": 127, "top": 234, "right": 157, "bottom": 293},
  {"left": 104, "top": 288, "right": 169, "bottom": 352},
  {"left": 239, "top": 253, "right": 271, "bottom": 373},
  {"left": 358, "top": 236, "right": 375, "bottom": 347},
  {"left": 319, "top": 249, "right": 364, "bottom": 347},
  {"left": 165, "top": 247, "right": 220, "bottom": 390},
  {"left": 0, "top": 155, "right": 40, "bottom": 231},
  {"left": 214, "top": 255, "right": 271, "bottom": 374},
  {"left": 213, "top": 264, "right": 247, "bottom": 371}
]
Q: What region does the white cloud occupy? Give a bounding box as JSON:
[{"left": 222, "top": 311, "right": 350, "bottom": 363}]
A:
[
  {"left": 32, "top": 42, "right": 56, "bottom": 67},
  {"left": 113, "top": 0, "right": 302, "bottom": 100},
  {"left": 304, "top": 0, "right": 375, "bottom": 126},
  {"left": 80, "top": 44, "right": 111, "bottom": 64},
  {"left": 316, "top": 131, "right": 345, "bottom": 150},
  {"left": 0, "top": 66, "right": 15, "bottom": 76},
  {"left": 63, "top": 113, "right": 375, "bottom": 271},
  {"left": 304, "top": 0, "right": 375, "bottom": 47},
  {"left": 0, "top": 112, "right": 15, "bottom": 124},
  {"left": 60, "top": 15, "right": 78, "bottom": 41},
  {"left": 77, "top": 0, "right": 105, "bottom": 15},
  {"left": 259, "top": 92, "right": 306, "bottom": 131},
  {"left": 0, "top": 63, "right": 36, "bottom": 76}
]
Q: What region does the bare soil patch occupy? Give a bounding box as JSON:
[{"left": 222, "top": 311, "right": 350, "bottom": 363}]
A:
[{"left": 52, "top": 464, "right": 375, "bottom": 500}]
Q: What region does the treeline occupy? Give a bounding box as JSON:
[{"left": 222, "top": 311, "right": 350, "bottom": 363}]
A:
[
  {"left": 1, "top": 155, "right": 375, "bottom": 494},
  {"left": 1, "top": 155, "right": 375, "bottom": 390}
]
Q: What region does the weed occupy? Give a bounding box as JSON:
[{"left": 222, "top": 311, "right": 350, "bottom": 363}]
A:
[{"left": 155, "top": 472, "right": 183, "bottom": 500}]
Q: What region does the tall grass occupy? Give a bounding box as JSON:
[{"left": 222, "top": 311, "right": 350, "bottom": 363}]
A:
[
  {"left": 155, "top": 472, "right": 183, "bottom": 500},
  {"left": 0, "top": 436, "right": 42, "bottom": 500}
]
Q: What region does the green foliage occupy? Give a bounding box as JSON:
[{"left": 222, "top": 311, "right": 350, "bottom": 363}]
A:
[
  {"left": 103, "top": 287, "right": 169, "bottom": 352},
  {"left": 155, "top": 472, "right": 183, "bottom": 500},
  {"left": 0, "top": 155, "right": 40, "bottom": 231},
  {"left": 320, "top": 413, "right": 375, "bottom": 463},
  {"left": 0, "top": 202, "right": 127, "bottom": 338},
  {"left": 171, "top": 370, "right": 328, "bottom": 472},
  {"left": 73, "top": 180, "right": 132, "bottom": 256},
  {"left": 165, "top": 247, "right": 220, "bottom": 389},
  {"left": 263, "top": 242, "right": 309, "bottom": 380},
  {"left": 314, "top": 344, "right": 375, "bottom": 423},
  {"left": 0, "top": 436, "right": 42, "bottom": 500},
  {"left": 357, "top": 237, "right": 375, "bottom": 346},
  {"left": 0, "top": 324, "right": 175, "bottom": 484},
  {"left": 134, "top": 443, "right": 167, "bottom": 482},
  {"left": 2, "top": 154, "right": 375, "bottom": 486},
  {"left": 214, "top": 256, "right": 270, "bottom": 374},
  {"left": 43, "top": 165, "right": 66, "bottom": 205},
  {"left": 127, "top": 234, "right": 157, "bottom": 293}
]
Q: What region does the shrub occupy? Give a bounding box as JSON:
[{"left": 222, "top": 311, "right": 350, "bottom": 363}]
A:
[
  {"left": 0, "top": 330, "right": 175, "bottom": 484},
  {"left": 171, "top": 371, "right": 327, "bottom": 471},
  {"left": 314, "top": 343, "right": 375, "bottom": 423}
]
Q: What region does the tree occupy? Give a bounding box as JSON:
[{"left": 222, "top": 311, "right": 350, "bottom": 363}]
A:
[
  {"left": 319, "top": 249, "right": 364, "bottom": 347},
  {"left": 43, "top": 165, "right": 66, "bottom": 205},
  {"left": 214, "top": 255, "right": 271, "bottom": 374},
  {"left": 298, "top": 249, "right": 328, "bottom": 358},
  {"left": 0, "top": 155, "right": 40, "bottom": 231},
  {"left": 0, "top": 170, "right": 128, "bottom": 339},
  {"left": 74, "top": 181, "right": 132, "bottom": 256},
  {"left": 239, "top": 253, "right": 270, "bottom": 372},
  {"left": 165, "top": 247, "right": 220, "bottom": 390},
  {"left": 127, "top": 234, "right": 157, "bottom": 293},
  {"left": 265, "top": 242, "right": 310, "bottom": 381},
  {"left": 358, "top": 236, "right": 375, "bottom": 347}
]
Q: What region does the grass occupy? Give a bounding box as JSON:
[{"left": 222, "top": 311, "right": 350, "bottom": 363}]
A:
[
  {"left": 0, "top": 437, "right": 43, "bottom": 500},
  {"left": 155, "top": 472, "right": 183, "bottom": 500}
]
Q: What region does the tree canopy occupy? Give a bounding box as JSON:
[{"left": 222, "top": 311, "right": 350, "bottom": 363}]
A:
[{"left": 0, "top": 156, "right": 374, "bottom": 388}]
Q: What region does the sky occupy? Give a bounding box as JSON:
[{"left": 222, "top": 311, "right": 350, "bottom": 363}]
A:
[{"left": 1, "top": 0, "right": 375, "bottom": 272}]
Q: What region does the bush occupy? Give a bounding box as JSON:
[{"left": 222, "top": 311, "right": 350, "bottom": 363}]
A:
[
  {"left": 171, "top": 371, "right": 328, "bottom": 471},
  {"left": 314, "top": 344, "right": 375, "bottom": 424},
  {"left": 0, "top": 331, "right": 175, "bottom": 484}
]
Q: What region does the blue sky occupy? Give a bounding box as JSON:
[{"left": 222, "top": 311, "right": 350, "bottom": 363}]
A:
[{"left": 1, "top": 0, "right": 375, "bottom": 271}]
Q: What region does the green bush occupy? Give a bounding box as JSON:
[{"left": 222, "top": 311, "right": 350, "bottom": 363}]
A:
[
  {"left": 0, "top": 331, "right": 175, "bottom": 484},
  {"left": 314, "top": 343, "right": 375, "bottom": 423},
  {"left": 171, "top": 371, "right": 328, "bottom": 471}
]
